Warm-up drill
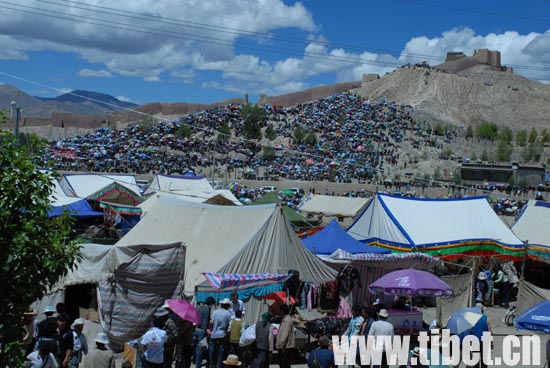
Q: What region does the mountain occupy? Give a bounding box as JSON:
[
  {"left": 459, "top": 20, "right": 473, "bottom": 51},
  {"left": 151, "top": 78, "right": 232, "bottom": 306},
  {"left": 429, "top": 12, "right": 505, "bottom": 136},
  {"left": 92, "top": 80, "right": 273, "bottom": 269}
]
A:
[
  {"left": 37, "top": 89, "right": 138, "bottom": 109},
  {"left": 352, "top": 65, "right": 550, "bottom": 130}
]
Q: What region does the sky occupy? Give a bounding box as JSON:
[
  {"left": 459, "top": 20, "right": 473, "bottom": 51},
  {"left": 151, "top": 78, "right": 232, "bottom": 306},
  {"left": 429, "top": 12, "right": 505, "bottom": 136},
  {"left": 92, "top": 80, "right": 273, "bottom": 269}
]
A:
[{"left": 0, "top": 0, "right": 549, "bottom": 105}]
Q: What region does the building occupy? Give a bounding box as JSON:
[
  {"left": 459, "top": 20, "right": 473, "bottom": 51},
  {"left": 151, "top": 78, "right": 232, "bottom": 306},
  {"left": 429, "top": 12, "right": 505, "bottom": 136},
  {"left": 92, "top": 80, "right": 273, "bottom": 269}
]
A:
[{"left": 459, "top": 162, "right": 545, "bottom": 186}]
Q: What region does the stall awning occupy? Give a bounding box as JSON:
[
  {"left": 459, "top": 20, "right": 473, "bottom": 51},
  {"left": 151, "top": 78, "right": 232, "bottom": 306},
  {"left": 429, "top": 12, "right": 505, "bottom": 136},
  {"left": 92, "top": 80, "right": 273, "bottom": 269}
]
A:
[{"left": 201, "top": 272, "right": 291, "bottom": 290}]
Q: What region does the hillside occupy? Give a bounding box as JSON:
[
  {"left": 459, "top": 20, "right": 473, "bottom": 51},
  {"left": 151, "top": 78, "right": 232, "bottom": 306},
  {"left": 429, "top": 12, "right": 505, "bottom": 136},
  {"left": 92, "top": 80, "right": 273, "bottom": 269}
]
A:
[
  {"left": 352, "top": 65, "right": 550, "bottom": 130},
  {"left": 37, "top": 90, "right": 138, "bottom": 109}
]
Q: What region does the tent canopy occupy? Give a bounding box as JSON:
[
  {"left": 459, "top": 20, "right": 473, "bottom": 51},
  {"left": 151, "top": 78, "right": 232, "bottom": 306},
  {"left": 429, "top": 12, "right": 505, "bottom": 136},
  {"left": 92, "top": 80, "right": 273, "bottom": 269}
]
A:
[
  {"left": 144, "top": 173, "right": 214, "bottom": 195},
  {"left": 298, "top": 194, "right": 369, "bottom": 218},
  {"left": 59, "top": 173, "right": 142, "bottom": 199},
  {"left": 347, "top": 194, "right": 524, "bottom": 260},
  {"left": 118, "top": 195, "right": 336, "bottom": 323},
  {"left": 254, "top": 192, "right": 315, "bottom": 228},
  {"left": 511, "top": 200, "right": 550, "bottom": 263},
  {"left": 46, "top": 174, "right": 102, "bottom": 218},
  {"left": 302, "top": 219, "right": 390, "bottom": 255}
]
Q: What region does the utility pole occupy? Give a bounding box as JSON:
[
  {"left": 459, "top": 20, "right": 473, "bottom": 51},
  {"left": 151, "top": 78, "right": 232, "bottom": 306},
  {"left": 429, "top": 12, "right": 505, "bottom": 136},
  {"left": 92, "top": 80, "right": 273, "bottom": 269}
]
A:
[{"left": 10, "top": 100, "right": 20, "bottom": 144}]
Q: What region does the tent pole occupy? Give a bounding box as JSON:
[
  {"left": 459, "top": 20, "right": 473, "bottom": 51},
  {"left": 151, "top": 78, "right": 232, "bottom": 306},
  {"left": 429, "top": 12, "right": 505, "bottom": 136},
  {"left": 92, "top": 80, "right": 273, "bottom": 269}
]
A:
[{"left": 520, "top": 240, "right": 528, "bottom": 281}]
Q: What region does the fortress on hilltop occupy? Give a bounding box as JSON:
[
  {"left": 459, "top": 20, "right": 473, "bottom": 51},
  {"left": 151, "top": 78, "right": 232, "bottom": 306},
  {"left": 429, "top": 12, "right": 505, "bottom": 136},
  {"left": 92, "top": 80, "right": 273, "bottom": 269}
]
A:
[{"left": 435, "top": 48, "right": 513, "bottom": 74}]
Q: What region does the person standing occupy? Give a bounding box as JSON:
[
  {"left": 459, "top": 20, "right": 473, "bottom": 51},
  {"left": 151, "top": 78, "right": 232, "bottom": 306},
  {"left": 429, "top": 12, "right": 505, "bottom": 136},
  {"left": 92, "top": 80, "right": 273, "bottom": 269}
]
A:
[
  {"left": 251, "top": 312, "right": 274, "bottom": 368},
  {"left": 230, "top": 293, "right": 246, "bottom": 318},
  {"left": 209, "top": 298, "right": 232, "bottom": 368},
  {"left": 368, "top": 309, "right": 394, "bottom": 368},
  {"left": 56, "top": 314, "right": 74, "bottom": 368},
  {"left": 343, "top": 305, "right": 363, "bottom": 368},
  {"left": 155, "top": 305, "right": 178, "bottom": 368},
  {"left": 83, "top": 333, "right": 115, "bottom": 368},
  {"left": 196, "top": 297, "right": 215, "bottom": 368},
  {"left": 22, "top": 308, "right": 38, "bottom": 355},
  {"left": 307, "top": 336, "right": 335, "bottom": 368},
  {"left": 175, "top": 320, "right": 194, "bottom": 368},
  {"left": 228, "top": 310, "right": 246, "bottom": 361},
  {"left": 140, "top": 316, "right": 168, "bottom": 368},
  {"left": 26, "top": 340, "right": 59, "bottom": 368},
  {"left": 275, "top": 304, "right": 295, "bottom": 368},
  {"left": 68, "top": 318, "right": 88, "bottom": 368},
  {"left": 36, "top": 306, "right": 59, "bottom": 355}
]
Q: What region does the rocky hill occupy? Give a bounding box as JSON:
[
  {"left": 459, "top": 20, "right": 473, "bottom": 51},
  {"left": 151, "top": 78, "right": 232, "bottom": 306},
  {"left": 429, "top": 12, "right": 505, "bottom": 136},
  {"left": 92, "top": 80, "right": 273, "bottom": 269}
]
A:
[{"left": 352, "top": 65, "right": 550, "bottom": 130}]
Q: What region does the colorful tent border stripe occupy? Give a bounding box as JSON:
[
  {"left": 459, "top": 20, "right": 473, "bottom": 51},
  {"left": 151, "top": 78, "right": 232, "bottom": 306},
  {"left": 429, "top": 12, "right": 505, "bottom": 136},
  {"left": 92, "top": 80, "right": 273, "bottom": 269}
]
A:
[
  {"left": 201, "top": 272, "right": 291, "bottom": 290},
  {"left": 88, "top": 182, "right": 144, "bottom": 205}
]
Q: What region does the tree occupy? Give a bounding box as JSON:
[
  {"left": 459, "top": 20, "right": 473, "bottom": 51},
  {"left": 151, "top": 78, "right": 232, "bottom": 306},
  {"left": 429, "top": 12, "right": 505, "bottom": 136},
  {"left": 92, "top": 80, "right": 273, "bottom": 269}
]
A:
[
  {"left": 176, "top": 124, "right": 192, "bottom": 138},
  {"left": 541, "top": 128, "right": 550, "bottom": 146},
  {"left": 465, "top": 126, "right": 474, "bottom": 139},
  {"left": 264, "top": 125, "right": 277, "bottom": 141},
  {"left": 516, "top": 129, "right": 527, "bottom": 146},
  {"left": 481, "top": 149, "right": 490, "bottom": 162},
  {"left": 293, "top": 126, "right": 306, "bottom": 144},
  {"left": 263, "top": 146, "right": 276, "bottom": 161},
  {"left": 217, "top": 123, "right": 231, "bottom": 141},
  {"left": 0, "top": 129, "right": 80, "bottom": 366},
  {"left": 498, "top": 126, "right": 513, "bottom": 144},
  {"left": 241, "top": 104, "right": 266, "bottom": 140},
  {"left": 304, "top": 131, "right": 317, "bottom": 146},
  {"left": 496, "top": 141, "right": 513, "bottom": 162},
  {"left": 475, "top": 122, "right": 498, "bottom": 141},
  {"left": 528, "top": 127, "right": 538, "bottom": 144}
]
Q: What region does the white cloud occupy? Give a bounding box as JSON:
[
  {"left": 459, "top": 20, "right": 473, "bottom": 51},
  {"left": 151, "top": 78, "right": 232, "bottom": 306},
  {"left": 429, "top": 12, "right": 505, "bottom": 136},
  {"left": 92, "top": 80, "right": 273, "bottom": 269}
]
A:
[
  {"left": 77, "top": 69, "right": 112, "bottom": 78},
  {"left": 56, "top": 88, "right": 72, "bottom": 94},
  {"left": 116, "top": 95, "right": 133, "bottom": 103}
]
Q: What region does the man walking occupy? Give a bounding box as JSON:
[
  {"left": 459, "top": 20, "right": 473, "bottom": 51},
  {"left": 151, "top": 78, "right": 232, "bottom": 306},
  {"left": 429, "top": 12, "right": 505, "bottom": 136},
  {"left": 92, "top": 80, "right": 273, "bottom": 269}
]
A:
[{"left": 209, "top": 298, "right": 232, "bottom": 368}]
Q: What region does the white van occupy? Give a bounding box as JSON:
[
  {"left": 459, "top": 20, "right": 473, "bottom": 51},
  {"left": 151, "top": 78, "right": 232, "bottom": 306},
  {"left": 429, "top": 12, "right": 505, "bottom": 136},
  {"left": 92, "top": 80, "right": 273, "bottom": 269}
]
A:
[
  {"left": 209, "top": 180, "right": 224, "bottom": 190},
  {"left": 262, "top": 186, "right": 278, "bottom": 192}
]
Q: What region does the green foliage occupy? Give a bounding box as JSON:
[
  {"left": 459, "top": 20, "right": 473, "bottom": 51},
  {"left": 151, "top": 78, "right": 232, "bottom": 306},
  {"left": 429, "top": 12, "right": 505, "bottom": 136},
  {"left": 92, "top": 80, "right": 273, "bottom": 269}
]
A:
[
  {"left": 496, "top": 141, "right": 513, "bottom": 162},
  {"left": 465, "top": 126, "right": 474, "bottom": 139},
  {"left": 293, "top": 126, "right": 306, "bottom": 144},
  {"left": 516, "top": 129, "right": 527, "bottom": 146},
  {"left": 217, "top": 123, "right": 231, "bottom": 141},
  {"left": 176, "top": 125, "right": 192, "bottom": 138},
  {"left": 264, "top": 125, "right": 277, "bottom": 141},
  {"left": 442, "top": 148, "right": 453, "bottom": 159},
  {"left": 541, "top": 128, "right": 550, "bottom": 145},
  {"left": 241, "top": 104, "right": 266, "bottom": 140},
  {"left": 263, "top": 146, "right": 276, "bottom": 161},
  {"left": 498, "top": 126, "right": 513, "bottom": 144},
  {"left": 0, "top": 129, "right": 80, "bottom": 366},
  {"left": 304, "top": 131, "right": 317, "bottom": 146},
  {"left": 523, "top": 141, "right": 543, "bottom": 163},
  {"left": 471, "top": 152, "right": 478, "bottom": 161},
  {"left": 475, "top": 122, "right": 498, "bottom": 141},
  {"left": 481, "top": 149, "right": 490, "bottom": 162},
  {"left": 528, "top": 127, "right": 538, "bottom": 144}
]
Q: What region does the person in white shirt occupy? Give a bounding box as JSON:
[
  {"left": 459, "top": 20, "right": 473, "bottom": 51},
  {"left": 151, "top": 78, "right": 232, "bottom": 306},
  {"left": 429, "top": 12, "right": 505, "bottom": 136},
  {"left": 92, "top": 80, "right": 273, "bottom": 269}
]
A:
[
  {"left": 368, "top": 309, "right": 394, "bottom": 368},
  {"left": 140, "top": 315, "right": 168, "bottom": 368},
  {"left": 230, "top": 292, "right": 246, "bottom": 318},
  {"left": 69, "top": 318, "right": 88, "bottom": 368},
  {"left": 26, "top": 340, "right": 58, "bottom": 368},
  {"left": 209, "top": 298, "right": 232, "bottom": 368}
]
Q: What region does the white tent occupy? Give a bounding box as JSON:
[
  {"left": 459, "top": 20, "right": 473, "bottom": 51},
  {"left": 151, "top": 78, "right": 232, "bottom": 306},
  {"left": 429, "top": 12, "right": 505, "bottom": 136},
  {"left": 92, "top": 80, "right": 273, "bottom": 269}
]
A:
[
  {"left": 144, "top": 173, "right": 214, "bottom": 195},
  {"left": 117, "top": 194, "right": 337, "bottom": 322},
  {"left": 59, "top": 173, "right": 142, "bottom": 198},
  {"left": 512, "top": 200, "right": 550, "bottom": 263},
  {"left": 298, "top": 194, "right": 369, "bottom": 218},
  {"left": 347, "top": 193, "right": 525, "bottom": 259},
  {"left": 139, "top": 190, "right": 241, "bottom": 214}
]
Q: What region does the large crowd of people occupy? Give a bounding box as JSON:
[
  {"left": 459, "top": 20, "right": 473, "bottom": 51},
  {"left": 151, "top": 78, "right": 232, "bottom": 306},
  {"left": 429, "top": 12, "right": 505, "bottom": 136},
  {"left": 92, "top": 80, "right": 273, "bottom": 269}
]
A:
[{"left": 41, "top": 92, "right": 456, "bottom": 185}]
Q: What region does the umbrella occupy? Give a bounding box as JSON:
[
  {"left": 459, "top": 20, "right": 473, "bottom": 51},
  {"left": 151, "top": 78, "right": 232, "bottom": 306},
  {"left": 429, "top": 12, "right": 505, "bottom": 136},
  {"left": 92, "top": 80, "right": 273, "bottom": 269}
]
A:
[
  {"left": 446, "top": 306, "right": 483, "bottom": 335},
  {"left": 166, "top": 299, "right": 200, "bottom": 324},
  {"left": 368, "top": 269, "right": 454, "bottom": 297},
  {"left": 517, "top": 300, "right": 550, "bottom": 333},
  {"left": 264, "top": 291, "right": 297, "bottom": 304},
  {"left": 227, "top": 182, "right": 242, "bottom": 191}
]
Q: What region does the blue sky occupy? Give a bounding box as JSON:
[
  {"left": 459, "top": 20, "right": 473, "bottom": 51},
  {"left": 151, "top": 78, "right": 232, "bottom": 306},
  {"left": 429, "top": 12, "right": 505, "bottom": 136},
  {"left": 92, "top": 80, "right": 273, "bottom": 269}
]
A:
[{"left": 0, "top": 0, "right": 549, "bottom": 105}]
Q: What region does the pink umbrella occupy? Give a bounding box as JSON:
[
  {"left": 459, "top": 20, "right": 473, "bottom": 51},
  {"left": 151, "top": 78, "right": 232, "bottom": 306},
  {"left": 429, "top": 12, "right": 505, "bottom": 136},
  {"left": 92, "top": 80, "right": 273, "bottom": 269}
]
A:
[{"left": 166, "top": 299, "right": 200, "bottom": 324}]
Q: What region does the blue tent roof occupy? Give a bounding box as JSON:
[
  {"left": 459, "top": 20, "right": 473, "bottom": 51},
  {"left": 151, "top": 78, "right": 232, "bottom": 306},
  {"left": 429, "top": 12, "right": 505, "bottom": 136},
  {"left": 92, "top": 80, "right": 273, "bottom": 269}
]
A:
[
  {"left": 48, "top": 198, "right": 104, "bottom": 218},
  {"left": 302, "top": 219, "right": 390, "bottom": 255}
]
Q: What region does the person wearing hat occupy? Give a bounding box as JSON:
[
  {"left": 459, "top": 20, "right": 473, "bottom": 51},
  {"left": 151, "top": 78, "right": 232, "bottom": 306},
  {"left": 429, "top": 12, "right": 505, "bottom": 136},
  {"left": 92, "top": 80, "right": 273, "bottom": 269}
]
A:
[
  {"left": 222, "top": 354, "right": 242, "bottom": 367},
  {"left": 368, "top": 309, "right": 393, "bottom": 368},
  {"left": 209, "top": 298, "right": 232, "bottom": 368},
  {"left": 83, "top": 332, "right": 115, "bottom": 368},
  {"left": 36, "top": 306, "right": 58, "bottom": 344},
  {"left": 68, "top": 318, "right": 88, "bottom": 368},
  {"left": 251, "top": 312, "right": 274, "bottom": 368},
  {"left": 22, "top": 308, "right": 38, "bottom": 354},
  {"left": 475, "top": 272, "right": 489, "bottom": 304},
  {"left": 139, "top": 314, "right": 168, "bottom": 368},
  {"left": 307, "top": 336, "right": 335, "bottom": 368}
]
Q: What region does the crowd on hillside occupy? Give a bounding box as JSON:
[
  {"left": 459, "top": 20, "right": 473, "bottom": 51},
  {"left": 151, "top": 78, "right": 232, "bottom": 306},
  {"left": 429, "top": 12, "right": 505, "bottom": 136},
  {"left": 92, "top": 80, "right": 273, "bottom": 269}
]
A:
[{"left": 41, "top": 92, "right": 456, "bottom": 184}]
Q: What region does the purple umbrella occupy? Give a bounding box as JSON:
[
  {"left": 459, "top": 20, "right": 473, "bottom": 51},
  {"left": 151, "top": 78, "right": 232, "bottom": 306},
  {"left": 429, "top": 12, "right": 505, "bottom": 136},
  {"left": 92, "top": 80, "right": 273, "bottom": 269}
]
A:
[{"left": 368, "top": 269, "right": 454, "bottom": 297}]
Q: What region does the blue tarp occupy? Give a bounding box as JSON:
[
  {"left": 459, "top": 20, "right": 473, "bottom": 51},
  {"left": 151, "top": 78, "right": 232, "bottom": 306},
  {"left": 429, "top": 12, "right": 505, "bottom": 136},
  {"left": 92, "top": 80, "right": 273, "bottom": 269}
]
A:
[
  {"left": 302, "top": 219, "right": 390, "bottom": 255},
  {"left": 48, "top": 198, "right": 103, "bottom": 218}
]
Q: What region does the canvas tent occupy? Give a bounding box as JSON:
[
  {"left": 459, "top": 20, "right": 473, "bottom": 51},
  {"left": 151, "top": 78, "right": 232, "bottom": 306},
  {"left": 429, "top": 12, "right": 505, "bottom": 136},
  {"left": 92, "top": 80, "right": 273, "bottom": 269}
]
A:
[
  {"left": 59, "top": 173, "right": 144, "bottom": 205},
  {"left": 144, "top": 173, "right": 214, "bottom": 195},
  {"left": 34, "top": 241, "right": 185, "bottom": 352},
  {"left": 347, "top": 194, "right": 525, "bottom": 260},
  {"left": 117, "top": 194, "right": 337, "bottom": 322},
  {"left": 254, "top": 192, "right": 317, "bottom": 229},
  {"left": 511, "top": 200, "right": 550, "bottom": 263},
  {"left": 298, "top": 194, "right": 369, "bottom": 218},
  {"left": 302, "top": 219, "right": 390, "bottom": 255}
]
